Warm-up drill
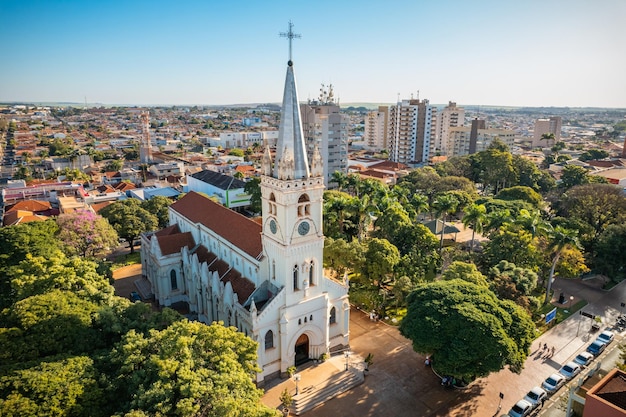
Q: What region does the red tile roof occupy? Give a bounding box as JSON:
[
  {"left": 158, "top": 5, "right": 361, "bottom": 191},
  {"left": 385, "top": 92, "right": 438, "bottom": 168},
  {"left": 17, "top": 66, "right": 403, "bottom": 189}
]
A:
[
  {"left": 170, "top": 191, "right": 262, "bottom": 258},
  {"left": 156, "top": 231, "right": 195, "bottom": 256},
  {"left": 155, "top": 224, "right": 181, "bottom": 237},
  {"left": 221, "top": 268, "right": 255, "bottom": 302},
  {"left": 6, "top": 200, "right": 52, "bottom": 213},
  {"left": 91, "top": 201, "right": 113, "bottom": 213},
  {"left": 114, "top": 182, "right": 136, "bottom": 191},
  {"left": 370, "top": 160, "right": 409, "bottom": 171}
]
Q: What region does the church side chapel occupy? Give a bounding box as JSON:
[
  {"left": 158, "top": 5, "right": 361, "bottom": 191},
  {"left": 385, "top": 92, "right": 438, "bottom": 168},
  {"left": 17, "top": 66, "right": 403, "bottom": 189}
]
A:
[{"left": 141, "top": 24, "right": 350, "bottom": 385}]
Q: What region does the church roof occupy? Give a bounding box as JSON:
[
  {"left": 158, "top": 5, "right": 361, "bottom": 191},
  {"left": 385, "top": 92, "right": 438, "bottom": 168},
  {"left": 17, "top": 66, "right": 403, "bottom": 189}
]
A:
[
  {"left": 170, "top": 191, "right": 262, "bottom": 258},
  {"left": 155, "top": 224, "right": 181, "bottom": 237},
  {"left": 157, "top": 231, "right": 195, "bottom": 256},
  {"left": 191, "top": 170, "right": 246, "bottom": 190},
  {"left": 273, "top": 60, "right": 310, "bottom": 180}
]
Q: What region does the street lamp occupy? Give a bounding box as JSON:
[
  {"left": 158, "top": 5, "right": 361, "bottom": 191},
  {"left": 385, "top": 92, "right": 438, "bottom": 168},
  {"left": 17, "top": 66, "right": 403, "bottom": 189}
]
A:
[
  {"left": 344, "top": 351, "right": 351, "bottom": 371},
  {"left": 293, "top": 373, "right": 301, "bottom": 396},
  {"left": 569, "top": 296, "right": 574, "bottom": 312}
]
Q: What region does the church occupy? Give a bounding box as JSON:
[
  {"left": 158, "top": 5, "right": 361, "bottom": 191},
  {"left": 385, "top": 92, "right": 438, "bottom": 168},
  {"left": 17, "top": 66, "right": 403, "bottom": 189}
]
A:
[{"left": 140, "top": 28, "right": 350, "bottom": 385}]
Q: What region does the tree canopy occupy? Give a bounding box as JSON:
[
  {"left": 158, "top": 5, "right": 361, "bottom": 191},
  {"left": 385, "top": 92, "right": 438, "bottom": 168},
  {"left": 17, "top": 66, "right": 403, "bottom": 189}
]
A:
[
  {"left": 56, "top": 210, "right": 119, "bottom": 258},
  {"left": 100, "top": 199, "right": 158, "bottom": 253},
  {"left": 399, "top": 280, "right": 534, "bottom": 381}
]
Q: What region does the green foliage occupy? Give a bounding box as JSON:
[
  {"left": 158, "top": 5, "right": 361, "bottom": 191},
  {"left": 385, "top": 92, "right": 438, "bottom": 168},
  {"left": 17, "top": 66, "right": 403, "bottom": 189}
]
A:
[
  {"left": 579, "top": 149, "right": 609, "bottom": 162},
  {"left": 442, "top": 262, "right": 488, "bottom": 287},
  {"left": 482, "top": 224, "right": 540, "bottom": 270},
  {"left": 323, "top": 237, "right": 365, "bottom": 278},
  {"left": 109, "top": 320, "right": 277, "bottom": 417},
  {"left": 471, "top": 141, "right": 516, "bottom": 195},
  {"left": 496, "top": 186, "right": 543, "bottom": 208},
  {"left": 228, "top": 148, "right": 245, "bottom": 157},
  {"left": 5, "top": 251, "right": 113, "bottom": 308},
  {"left": 244, "top": 177, "right": 262, "bottom": 214},
  {"left": 0, "top": 356, "right": 105, "bottom": 417},
  {"left": 363, "top": 238, "right": 400, "bottom": 288},
  {"left": 141, "top": 195, "right": 173, "bottom": 229},
  {"left": 594, "top": 223, "right": 626, "bottom": 281},
  {"left": 100, "top": 199, "right": 158, "bottom": 253},
  {"left": 279, "top": 388, "right": 293, "bottom": 408},
  {"left": 400, "top": 280, "right": 534, "bottom": 381}
]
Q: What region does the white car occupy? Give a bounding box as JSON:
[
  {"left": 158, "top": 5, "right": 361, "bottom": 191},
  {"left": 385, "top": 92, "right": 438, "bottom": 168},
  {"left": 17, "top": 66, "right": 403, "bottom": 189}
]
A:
[
  {"left": 573, "top": 351, "right": 594, "bottom": 367},
  {"left": 508, "top": 399, "right": 533, "bottom": 417},
  {"left": 523, "top": 386, "right": 547, "bottom": 409},
  {"left": 597, "top": 330, "right": 614, "bottom": 345},
  {"left": 559, "top": 361, "right": 581, "bottom": 380},
  {"left": 542, "top": 373, "right": 566, "bottom": 393}
]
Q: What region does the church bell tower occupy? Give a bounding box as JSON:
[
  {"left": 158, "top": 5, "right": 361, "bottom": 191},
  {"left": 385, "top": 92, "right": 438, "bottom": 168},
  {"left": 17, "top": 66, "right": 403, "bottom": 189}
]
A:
[{"left": 261, "top": 22, "right": 325, "bottom": 304}]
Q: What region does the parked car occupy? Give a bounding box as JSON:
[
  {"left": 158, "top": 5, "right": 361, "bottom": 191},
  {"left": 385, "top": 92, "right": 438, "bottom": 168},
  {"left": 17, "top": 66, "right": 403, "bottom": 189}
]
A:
[
  {"left": 508, "top": 399, "right": 533, "bottom": 417},
  {"left": 523, "top": 386, "right": 547, "bottom": 409},
  {"left": 597, "top": 330, "right": 614, "bottom": 345},
  {"left": 586, "top": 340, "right": 607, "bottom": 356},
  {"left": 129, "top": 291, "right": 142, "bottom": 302},
  {"left": 574, "top": 351, "right": 594, "bottom": 367},
  {"left": 559, "top": 361, "right": 581, "bottom": 380},
  {"left": 542, "top": 373, "right": 566, "bottom": 394}
]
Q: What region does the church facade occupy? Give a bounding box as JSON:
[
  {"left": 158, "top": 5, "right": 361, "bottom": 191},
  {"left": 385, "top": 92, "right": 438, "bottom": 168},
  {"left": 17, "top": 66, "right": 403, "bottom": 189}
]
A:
[{"left": 141, "top": 43, "right": 349, "bottom": 385}]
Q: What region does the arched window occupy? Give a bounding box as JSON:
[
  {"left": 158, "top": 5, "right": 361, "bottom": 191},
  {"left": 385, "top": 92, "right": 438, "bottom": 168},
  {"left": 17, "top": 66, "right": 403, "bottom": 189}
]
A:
[
  {"left": 298, "top": 194, "right": 310, "bottom": 217},
  {"left": 170, "top": 270, "right": 178, "bottom": 290},
  {"left": 264, "top": 330, "right": 274, "bottom": 349},
  {"left": 293, "top": 265, "right": 299, "bottom": 291},
  {"left": 298, "top": 194, "right": 310, "bottom": 203},
  {"left": 329, "top": 307, "right": 336, "bottom": 324},
  {"left": 309, "top": 260, "right": 314, "bottom": 285}
]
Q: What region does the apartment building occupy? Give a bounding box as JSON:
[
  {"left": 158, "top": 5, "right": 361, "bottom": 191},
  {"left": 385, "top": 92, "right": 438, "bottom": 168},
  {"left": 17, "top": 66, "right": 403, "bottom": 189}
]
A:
[
  {"left": 532, "top": 116, "right": 562, "bottom": 147},
  {"left": 363, "top": 106, "right": 389, "bottom": 151},
  {"left": 388, "top": 98, "right": 436, "bottom": 164},
  {"left": 448, "top": 123, "right": 516, "bottom": 156},
  {"left": 434, "top": 101, "right": 465, "bottom": 156},
  {"left": 300, "top": 86, "right": 348, "bottom": 187}
]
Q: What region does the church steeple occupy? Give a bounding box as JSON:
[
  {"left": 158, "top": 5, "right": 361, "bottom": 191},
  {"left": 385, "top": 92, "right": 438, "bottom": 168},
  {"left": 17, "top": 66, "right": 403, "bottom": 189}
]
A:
[{"left": 273, "top": 22, "right": 310, "bottom": 180}]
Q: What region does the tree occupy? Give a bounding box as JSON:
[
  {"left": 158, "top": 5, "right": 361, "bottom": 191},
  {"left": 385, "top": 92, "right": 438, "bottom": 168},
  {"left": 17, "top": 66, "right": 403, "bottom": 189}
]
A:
[
  {"left": 442, "top": 261, "right": 488, "bottom": 287},
  {"left": 56, "top": 210, "right": 119, "bottom": 258},
  {"left": 560, "top": 165, "right": 593, "bottom": 189},
  {"left": 244, "top": 177, "right": 262, "bottom": 214},
  {"left": 100, "top": 199, "right": 158, "bottom": 253},
  {"left": 556, "top": 184, "right": 626, "bottom": 255},
  {"left": 472, "top": 140, "right": 516, "bottom": 194},
  {"left": 323, "top": 237, "right": 365, "bottom": 278},
  {"left": 0, "top": 355, "right": 105, "bottom": 417},
  {"left": 142, "top": 196, "right": 173, "bottom": 229},
  {"left": 399, "top": 280, "right": 534, "bottom": 381},
  {"left": 462, "top": 204, "right": 486, "bottom": 252},
  {"left": 496, "top": 186, "right": 543, "bottom": 208},
  {"left": 540, "top": 133, "right": 555, "bottom": 147},
  {"left": 545, "top": 226, "right": 582, "bottom": 304},
  {"left": 482, "top": 224, "right": 540, "bottom": 270},
  {"left": 104, "top": 159, "right": 123, "bottom": 172},
  {"left": 5, "top": 251, "right": 114, "bottom": 308},
  {"left": 364, "top": 238, "right": 400, "bottom": 291},
  {"left": 432, "top": 193, "right": 459, "bottom": 252},
  {"left": 594, "top": 223, "right": 626, "bottom": 281},
  {"left": 579, "top": 149, "right": 609, "bottom": 162},
  {"left": 108, "top": 320, "right": 278, "bottom": 417},
  {"left": 228, "top": 148, "right": 245, "bottom": 157}
]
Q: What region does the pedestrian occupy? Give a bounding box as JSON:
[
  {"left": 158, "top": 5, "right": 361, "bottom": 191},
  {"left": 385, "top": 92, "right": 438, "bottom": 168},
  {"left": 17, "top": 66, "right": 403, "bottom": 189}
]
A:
[
  {"left": 551, "top": 346, "right": 555, "bottom": 356},
  {"left": 425, "top": 356, "right": 431, "bottom": 366},
  {"left": 542, "top": 397, "right": 546, "bottom": 408},
  {"left": 543, "top": 343, "right": 547, "bottom": 350}
]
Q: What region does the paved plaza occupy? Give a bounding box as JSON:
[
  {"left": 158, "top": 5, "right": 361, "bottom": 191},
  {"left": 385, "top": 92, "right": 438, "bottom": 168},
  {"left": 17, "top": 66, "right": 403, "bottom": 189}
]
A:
[{"left": 262, "top": 277, "right": 626, "bottom": 417}]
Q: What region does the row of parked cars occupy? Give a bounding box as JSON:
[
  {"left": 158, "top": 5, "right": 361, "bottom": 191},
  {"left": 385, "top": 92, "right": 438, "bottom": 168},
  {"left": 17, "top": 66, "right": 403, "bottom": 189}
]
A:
[{"left": 507, "top": 330, "right": 614, "bottom": 417}]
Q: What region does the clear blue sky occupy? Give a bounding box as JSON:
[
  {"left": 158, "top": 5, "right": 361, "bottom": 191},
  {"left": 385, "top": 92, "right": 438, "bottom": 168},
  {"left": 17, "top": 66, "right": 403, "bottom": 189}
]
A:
[{"left": 1, "top": 0, "right": 625, "bottom": 108}]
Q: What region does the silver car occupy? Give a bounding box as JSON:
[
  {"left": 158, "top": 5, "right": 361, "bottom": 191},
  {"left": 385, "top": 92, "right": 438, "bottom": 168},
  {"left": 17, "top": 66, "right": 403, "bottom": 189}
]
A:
[
  {"left": 542, "top": 373, "right": 566, "bottom": 393},
  {"left": 597, "top": 330, "right": 614, "bottom": 345},
  {"left": 559, "top": 361, "right": 581, "bottom": 380},
  {"left": 573, "top": 351, "right": 594, "bottom": 367},
  {"left": 523, "top": 386, "right": 547, "bottom": 409},
  {"left": 508, "top": 399, "right": 533, "bottom": 417}
]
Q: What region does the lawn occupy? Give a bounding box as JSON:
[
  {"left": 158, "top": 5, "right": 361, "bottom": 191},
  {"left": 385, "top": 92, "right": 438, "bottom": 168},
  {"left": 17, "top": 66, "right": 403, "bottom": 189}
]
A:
[{"left": 534, "top": 299, "right": 588, "bottom": 333}]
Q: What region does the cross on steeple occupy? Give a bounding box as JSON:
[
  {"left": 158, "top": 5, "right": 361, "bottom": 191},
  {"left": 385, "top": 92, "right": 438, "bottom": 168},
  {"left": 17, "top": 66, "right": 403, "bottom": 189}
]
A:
[{"left": 279, "top": 21, "right": 301, "bottom": 63}]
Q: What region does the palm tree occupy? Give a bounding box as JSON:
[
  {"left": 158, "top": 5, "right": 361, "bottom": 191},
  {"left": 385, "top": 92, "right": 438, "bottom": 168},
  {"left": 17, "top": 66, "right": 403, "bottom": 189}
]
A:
[
  {"left": 432, "top": 194, "right": 459, "bottom": 252},
  {"left": 540, "top": 133, "right": 555, "bottom": 147},
  {"left": 462, "top": 204, "right": 486, "bottom": 252},
  {"left": 410, "top": 193, "right": 430, "bottom": 222},
  {"left": 515, "top": 209, "right": 551, "bottom": 238},
  {"left": 349, "top": 194, "right": 378, "bottom": 242},
  {"left": 484, "top": 209, "right": 512, "bottom": 234},
  {"left": 544, "top": 226, "right": 581, "bottom": 304}
]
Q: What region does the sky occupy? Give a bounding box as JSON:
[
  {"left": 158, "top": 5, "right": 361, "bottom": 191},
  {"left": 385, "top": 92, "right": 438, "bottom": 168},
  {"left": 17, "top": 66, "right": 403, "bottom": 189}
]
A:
[{"left": 1, "top": 0, "right": 625, "bottom": 108}]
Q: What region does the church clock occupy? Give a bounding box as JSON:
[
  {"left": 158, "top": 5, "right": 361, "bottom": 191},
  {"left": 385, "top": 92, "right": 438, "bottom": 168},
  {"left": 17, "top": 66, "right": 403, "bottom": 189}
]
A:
[
  {"left": 298, "top": 221, "right": 310, "bottom": 236},
  {"left": 269, "top": 219, "right": 277, "bottom": 234}
]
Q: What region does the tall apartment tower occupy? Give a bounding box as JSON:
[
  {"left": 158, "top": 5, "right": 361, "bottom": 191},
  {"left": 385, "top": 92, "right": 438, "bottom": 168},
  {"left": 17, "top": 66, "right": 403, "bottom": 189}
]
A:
[
  {"left": 434, "top": 101, "right": 465, "bottom": 156},
  {"left": 363, "top": 106, "right": 389, "bottom": 151},
  {"left": 300, "top": 84, "right": 348, "bottom": 188},
  {"left": 389, "top": 98, "right": 436, "bottom": 164},
  {"left": 532, "top": 116, "right": 562, "bottom": 147}
]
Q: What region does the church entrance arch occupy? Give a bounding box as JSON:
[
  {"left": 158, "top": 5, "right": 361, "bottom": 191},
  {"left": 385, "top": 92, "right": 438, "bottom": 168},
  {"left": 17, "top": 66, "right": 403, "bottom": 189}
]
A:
[{"left": 294, "top": 333, "right": 309, "bottom": 366}]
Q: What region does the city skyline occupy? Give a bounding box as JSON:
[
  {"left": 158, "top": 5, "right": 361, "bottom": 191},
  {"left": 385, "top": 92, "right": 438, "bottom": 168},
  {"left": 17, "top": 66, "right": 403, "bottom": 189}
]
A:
[{"left": 1, "top": 0, "right": 625, "bottom": 108}]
